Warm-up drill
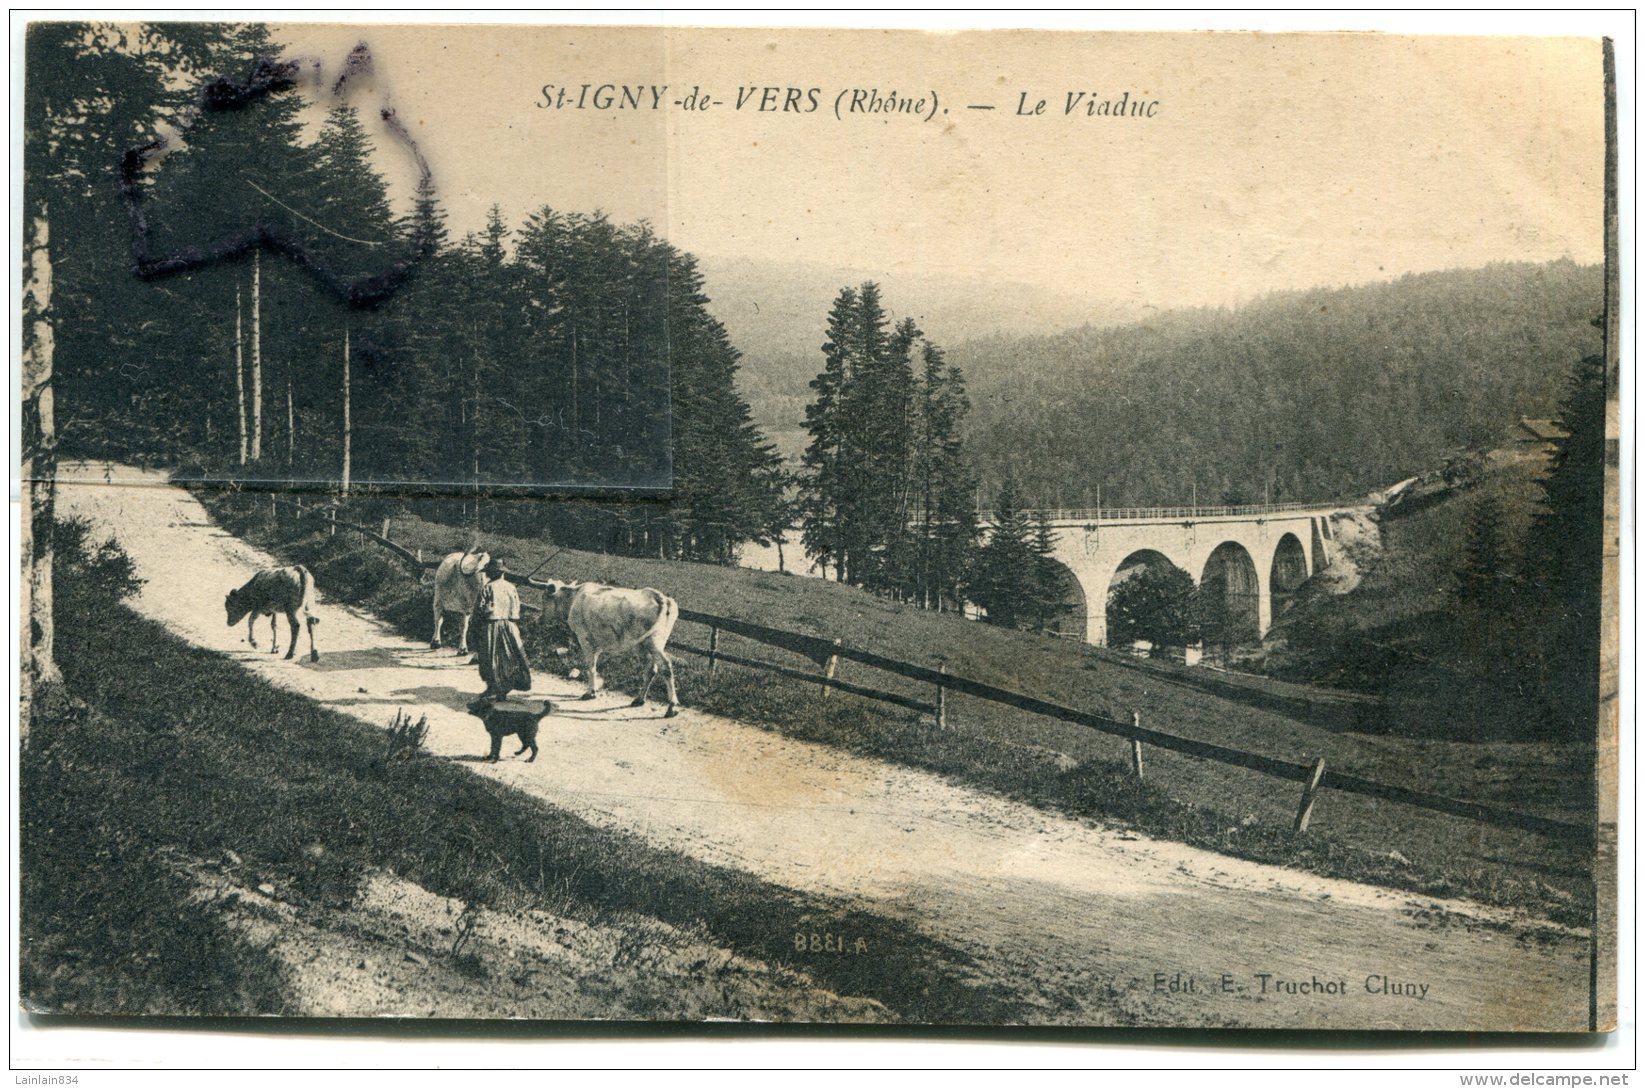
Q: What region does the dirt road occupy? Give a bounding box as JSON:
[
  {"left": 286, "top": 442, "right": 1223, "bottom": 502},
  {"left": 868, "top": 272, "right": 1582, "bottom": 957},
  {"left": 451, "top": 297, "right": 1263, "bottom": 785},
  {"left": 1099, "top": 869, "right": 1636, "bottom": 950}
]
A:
[{"left": 56, "top": 465, "right": 1593, "bottom": 1029}]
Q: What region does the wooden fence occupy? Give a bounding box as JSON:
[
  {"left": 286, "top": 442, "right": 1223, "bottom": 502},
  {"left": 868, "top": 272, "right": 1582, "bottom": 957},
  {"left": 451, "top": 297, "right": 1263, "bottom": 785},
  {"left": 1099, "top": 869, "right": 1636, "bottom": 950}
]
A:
[{"left": 278, "top": 496, "right": 1595, "bottom": 848}]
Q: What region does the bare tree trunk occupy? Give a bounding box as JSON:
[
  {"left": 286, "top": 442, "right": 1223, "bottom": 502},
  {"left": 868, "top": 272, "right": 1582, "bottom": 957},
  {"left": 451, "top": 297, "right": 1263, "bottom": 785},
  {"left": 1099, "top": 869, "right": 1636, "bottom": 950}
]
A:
[
  {"left": 235, "top": 284, "right": 247, "bottom": 465},
  {"left": 341, "top": 325, "right": 351, "bottom": 496},
  {"left": 286, "top": 371, "right": 295, "bottom": 467},
  {"left": 20, "top": 202, "right": 61, "bottom": 745},
  {"left": 469, "top": 327, "right": 481, "bottom": 526},
  {"left": 251, "top": 248, "right": 263, "bottom": 461},
  {"left": 569, "top": 326, "right": 580, "bottom": 461}
]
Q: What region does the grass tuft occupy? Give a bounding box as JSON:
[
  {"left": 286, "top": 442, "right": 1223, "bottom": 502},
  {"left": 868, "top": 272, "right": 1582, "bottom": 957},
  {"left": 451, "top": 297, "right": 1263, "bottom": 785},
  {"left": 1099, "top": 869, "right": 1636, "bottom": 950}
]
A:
[{"left": 385, "top": 709, "right": 431, "bottom": 765}]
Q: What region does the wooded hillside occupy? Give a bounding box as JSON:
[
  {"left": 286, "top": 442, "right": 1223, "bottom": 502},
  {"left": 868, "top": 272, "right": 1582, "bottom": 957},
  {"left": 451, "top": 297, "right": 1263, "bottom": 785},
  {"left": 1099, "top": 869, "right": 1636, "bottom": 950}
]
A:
[
  {"left": 950, "top": 261, "right": 1602, "bottom": 507},
  {"left": 30, "top": 22, "right": 784, "bottom": 563}
]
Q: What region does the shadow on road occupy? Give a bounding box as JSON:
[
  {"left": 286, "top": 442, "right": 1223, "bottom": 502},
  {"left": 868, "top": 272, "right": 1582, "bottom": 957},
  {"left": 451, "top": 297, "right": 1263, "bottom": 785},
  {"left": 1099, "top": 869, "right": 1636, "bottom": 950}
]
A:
[{"left": 295, "top": 648, "right": 404, "bottom": 672}]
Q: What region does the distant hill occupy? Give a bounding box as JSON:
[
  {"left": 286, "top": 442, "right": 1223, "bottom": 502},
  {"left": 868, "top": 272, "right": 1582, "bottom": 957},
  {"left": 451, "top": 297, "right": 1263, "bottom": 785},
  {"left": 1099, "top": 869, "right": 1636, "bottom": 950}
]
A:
[
  {"left": 950, "top": 260, "right": 1602, "bottom": 506},
  {"left": 713, "top": 260, "right": 1602, "bottom": 498},
  {"left": 698, "top": 255, "right": 1131, "bottom": 461}
]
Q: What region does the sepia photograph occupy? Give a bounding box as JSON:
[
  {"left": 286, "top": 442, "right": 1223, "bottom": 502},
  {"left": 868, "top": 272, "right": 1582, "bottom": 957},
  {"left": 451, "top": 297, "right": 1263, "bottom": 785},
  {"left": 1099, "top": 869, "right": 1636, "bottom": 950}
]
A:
[{"left": 13, "top": 15, "right": 1626, "bottom": 1049}]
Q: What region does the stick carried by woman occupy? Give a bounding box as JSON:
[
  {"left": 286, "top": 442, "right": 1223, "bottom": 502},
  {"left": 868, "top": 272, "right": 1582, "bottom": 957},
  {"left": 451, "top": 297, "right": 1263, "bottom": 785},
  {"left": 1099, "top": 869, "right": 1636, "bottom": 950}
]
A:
[{"left": 473, "top": 558, "right": 532, "bottom": 700}]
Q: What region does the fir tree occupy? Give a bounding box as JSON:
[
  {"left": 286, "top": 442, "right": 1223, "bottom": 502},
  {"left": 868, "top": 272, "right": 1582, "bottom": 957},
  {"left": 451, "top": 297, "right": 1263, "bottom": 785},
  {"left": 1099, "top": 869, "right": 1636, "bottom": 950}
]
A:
[
  {"left": 379, "top": 172, "right": 452, "bottom": 482},
  {"left": 1458, "top": 494, "right": 1512, "bottom": 609},
  {"left": 837, "top": 282, "right": 891, "bottom": 585},
  {"left": 799, "top": 284, "right": 977, "bottom": 601},
  {"left": 800, "top": 287, "right": 857, "bottom": 580},
  {"left": 969, "top": 480, "right": 1037, "bottom": 628},
  {"left": 859, "top": 315, "right": 920, "bottom": 596},
  {"left": 662, "top": 249, "right": 784, "bottom": 562},
  {"left": 1028, "top": 511, "right": 1065, "bottom": 630},
  {"left": 925, "top": 347, "right": 979, "bottom": 611},
  {"left": 306, "top": 103, "right": 398, "bottom": 490},
  {"left": 1526, "top": 349, "right": 1608, "bottom": 734}
]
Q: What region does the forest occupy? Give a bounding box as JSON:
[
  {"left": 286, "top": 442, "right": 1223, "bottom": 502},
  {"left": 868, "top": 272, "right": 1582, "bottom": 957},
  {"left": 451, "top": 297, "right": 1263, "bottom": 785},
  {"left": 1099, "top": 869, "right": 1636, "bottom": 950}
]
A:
[
  {"left": 24, "top": 22, "right": 785, "bottom": 564},
  {"left": 951, "top": 260, "right": 1603, "bottom": 507}
]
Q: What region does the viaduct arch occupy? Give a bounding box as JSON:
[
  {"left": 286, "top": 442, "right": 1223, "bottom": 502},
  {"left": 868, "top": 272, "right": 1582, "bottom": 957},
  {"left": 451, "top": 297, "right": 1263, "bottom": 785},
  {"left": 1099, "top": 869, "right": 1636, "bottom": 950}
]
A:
[{"left": 992, "top": 504, "right": 1356, "bottom": 650}]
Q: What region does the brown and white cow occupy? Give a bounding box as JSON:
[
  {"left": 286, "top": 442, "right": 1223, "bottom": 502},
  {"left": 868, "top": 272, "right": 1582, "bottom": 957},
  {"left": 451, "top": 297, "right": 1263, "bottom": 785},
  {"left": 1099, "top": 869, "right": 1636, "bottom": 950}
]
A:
[
  {"left": 226, "top": 565, "right": 320, "bottom": 661},
  {"left": 431, "top": 550, "right": 489, "bottom": 653},
  {"left": 540, "top": 579, "right": 681, "bottom": 716}
]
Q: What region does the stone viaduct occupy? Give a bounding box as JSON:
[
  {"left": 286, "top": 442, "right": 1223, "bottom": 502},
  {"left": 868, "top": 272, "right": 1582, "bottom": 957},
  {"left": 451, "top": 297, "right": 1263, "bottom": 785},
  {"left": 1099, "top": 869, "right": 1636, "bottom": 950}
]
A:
[
  {"left": 981, "top": 502, "right": 1358, "bottom": 648},
  {"left": 740, "top": 501, "right": 1365, "bottom": 652}
]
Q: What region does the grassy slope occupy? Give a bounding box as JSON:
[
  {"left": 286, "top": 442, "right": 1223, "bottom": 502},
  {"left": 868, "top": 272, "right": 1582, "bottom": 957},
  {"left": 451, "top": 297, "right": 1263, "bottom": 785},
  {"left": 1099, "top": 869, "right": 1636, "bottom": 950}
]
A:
[
  {"left": 22, "top": 571, "right": 1023, "bottom": 1020},
  {"left": 1264, "top": 451, "right": 1568, "bottom": 730},
  {"left": 206, "top": 494, "right": 1594, "bottom": 926}
]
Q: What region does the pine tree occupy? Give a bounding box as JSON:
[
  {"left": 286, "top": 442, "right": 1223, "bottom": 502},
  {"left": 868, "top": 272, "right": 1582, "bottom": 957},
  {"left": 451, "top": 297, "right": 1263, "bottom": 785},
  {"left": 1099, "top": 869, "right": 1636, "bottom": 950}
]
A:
[
  {"left": 509, "top": 210, "right": 774, "bottom": 556},
  {"left": 1458, "top": 494, "right": 1512, "bottom": 609},
  {"left": 1029, "top": 511, "right": 1064, "bottom": 630},
  {"left": 33, "top": 23, "right": 248, "bottom": 465},
  {"left": 307, "top": 104, "right": 395, "bottom": 279},
  {"left": 837, "top": 282, "right": 891, "bottom": 585},
  {"left": 799, "top": 284, "right": 977, "bottom": 599},
  {"left": 859, "top": 315, "right": 920, "bottom": 596},
  {"left": 969, "top": 480, "right": 1037, "bottom": 628},
  {"left": 926, "top": 349, "right": 979, "bottom": 611},
  {"left": 140, "top": 23, "right": 317, "bottom": 471},
  {"left": 801, "top": 287, "right": 857, "bottom": 580},
  {"left": 28, "top": 23, "right": 777, "bottom": 565},
  {"left": 303, "top": 103, "right": 398, "bottom": 489},
  {"left": 1526, "top": 349, "right": 1608, "bottom": 734},
  {"left": 663, "top": 248, "right": 784, "bottom": 562},
  {"left": 378, "top": 172, "right": 452, "bottom": 483}
]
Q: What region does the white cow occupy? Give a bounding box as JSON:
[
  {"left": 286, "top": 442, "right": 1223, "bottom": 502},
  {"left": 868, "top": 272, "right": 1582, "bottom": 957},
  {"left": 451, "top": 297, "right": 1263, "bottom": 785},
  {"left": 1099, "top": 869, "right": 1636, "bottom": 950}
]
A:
[
  {"left": 540, "top": 579, "right": 681, "bottom": 716},
  {"left": 431, "top": 550, "right": 489, "bottom": 653}
]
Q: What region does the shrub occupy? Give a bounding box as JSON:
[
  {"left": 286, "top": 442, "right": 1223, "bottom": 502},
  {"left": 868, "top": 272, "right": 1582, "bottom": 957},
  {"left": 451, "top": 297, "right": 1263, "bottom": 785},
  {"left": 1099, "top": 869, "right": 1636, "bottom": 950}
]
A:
[
  {"left": 54, "top": 516, "right": 143, "bottom": 603},
  {"left": 384, "top": 709, "right": 430, "bottom": 764},
  {"left": 1107, "top": 564, "right": 1199, "bottom": 656}
]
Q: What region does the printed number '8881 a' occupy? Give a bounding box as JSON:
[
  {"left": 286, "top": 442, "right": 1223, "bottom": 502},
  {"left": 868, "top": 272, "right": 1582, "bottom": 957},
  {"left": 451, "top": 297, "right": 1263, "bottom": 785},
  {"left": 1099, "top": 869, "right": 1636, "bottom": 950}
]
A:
[{"left": 795, "top": 933, "right": 868, "bottom": 954}]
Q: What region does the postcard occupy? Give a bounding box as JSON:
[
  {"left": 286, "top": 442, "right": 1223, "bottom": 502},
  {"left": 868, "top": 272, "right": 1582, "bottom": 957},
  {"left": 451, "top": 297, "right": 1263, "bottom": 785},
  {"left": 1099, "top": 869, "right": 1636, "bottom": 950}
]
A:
[{"left": 17, "top": 19, "right": 1620, "bottom": 1034}]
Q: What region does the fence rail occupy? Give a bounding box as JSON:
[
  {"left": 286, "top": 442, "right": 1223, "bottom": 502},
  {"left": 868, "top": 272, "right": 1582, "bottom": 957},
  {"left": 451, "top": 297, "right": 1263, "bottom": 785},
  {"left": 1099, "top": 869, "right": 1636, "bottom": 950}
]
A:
[{"left": 273, "top": 495, "right": 1594, "bottom": 848}]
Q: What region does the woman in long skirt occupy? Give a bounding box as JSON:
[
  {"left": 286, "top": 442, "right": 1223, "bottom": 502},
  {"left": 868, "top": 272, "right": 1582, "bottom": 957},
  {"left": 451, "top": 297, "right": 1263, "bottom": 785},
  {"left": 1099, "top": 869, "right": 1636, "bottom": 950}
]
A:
[{"left": 474, "top": 559, "right": 532, "bottom": 699}]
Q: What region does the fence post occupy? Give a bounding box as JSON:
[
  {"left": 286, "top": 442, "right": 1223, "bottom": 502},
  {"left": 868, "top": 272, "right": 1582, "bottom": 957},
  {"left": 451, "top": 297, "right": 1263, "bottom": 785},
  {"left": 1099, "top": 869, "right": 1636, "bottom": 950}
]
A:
[
  {"left": 416, "top": 547, "right": 423, "bottom": 564},
  {"left": 1130, "top": 711, "right": 1145, "bottom": 779},
  {"left": 1294, "top": 756, "right": 1327, "bottom": 833},
  {"left": 936, "top": 662, "right": 948, "bottom": 729},
  {"left": 268, "top": 492, "right": 277, "bottom": 523},
  {"left": 382, "top": 517, "right": 391, "bottom": 542},
  {"left": 820, "top": 638, "right": 841, "bottom": 697},
  {"left": 708, "top": 625, "right": 720, "bottom": 674},
  {"left": 328, "top": 507, "right": 336, "bottom": 538}
]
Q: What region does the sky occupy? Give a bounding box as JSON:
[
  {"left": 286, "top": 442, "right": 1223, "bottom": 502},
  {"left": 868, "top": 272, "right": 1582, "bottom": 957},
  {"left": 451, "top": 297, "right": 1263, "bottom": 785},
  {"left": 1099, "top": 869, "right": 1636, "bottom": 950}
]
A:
[{"left": 271, "top": 20, "right": 1606, "bottom": 314}]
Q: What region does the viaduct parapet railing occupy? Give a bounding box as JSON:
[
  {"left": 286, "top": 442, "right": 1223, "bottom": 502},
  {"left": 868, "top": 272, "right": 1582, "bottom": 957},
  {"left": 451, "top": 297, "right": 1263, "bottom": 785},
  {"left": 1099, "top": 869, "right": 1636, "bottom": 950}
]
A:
[
  {"left": 261, "top": 494, "right": 1593, "bottom": 850},
  {"left": 976, "top": 501, "right": 1352, "bottom": 524}
]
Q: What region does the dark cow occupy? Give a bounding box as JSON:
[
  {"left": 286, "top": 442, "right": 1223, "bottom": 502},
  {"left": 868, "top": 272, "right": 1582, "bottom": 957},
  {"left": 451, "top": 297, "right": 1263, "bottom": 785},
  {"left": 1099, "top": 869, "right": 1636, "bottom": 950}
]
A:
[
  {"left": 540, "top": 580, "right": 681, "bottom": 717},
  {"left": 226, "top": 565, "right": 320, "bottom": 662}
]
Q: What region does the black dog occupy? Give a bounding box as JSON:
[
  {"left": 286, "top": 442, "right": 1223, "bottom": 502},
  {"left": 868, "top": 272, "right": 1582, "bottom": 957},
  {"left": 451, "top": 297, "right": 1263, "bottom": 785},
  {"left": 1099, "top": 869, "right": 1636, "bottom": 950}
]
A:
[{"left": 466, "top": 698, "right": 551, "bottom": 763}]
